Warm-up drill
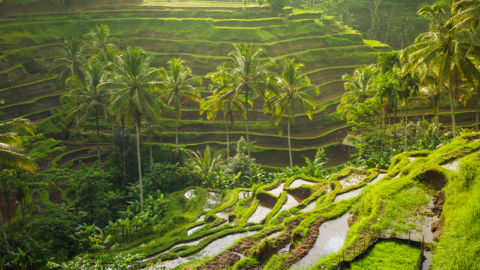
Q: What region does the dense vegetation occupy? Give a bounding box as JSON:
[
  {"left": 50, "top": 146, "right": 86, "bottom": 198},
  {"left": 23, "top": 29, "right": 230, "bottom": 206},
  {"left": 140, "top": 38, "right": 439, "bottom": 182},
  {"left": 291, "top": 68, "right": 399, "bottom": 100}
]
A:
[{"left": 0, "top": 0, "right": 480, "bottom": 269}]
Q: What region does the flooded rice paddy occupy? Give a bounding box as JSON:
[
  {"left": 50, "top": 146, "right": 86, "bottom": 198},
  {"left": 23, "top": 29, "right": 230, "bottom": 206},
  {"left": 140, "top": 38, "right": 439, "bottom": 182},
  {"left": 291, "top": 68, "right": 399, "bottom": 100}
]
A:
[
  {"left": 187, "top": 224, "right": 205, "bottom": 236},
  {"left": 290, "top": 212, "right": 352, "bottom": 269},
  {"left": 268, "top": 183, "right": 285, "bottom": 197},
  {"left": 247, "top": 204, "right": 272, "bottom": 223},
  {"left": 339, "top": 174, "right": 367, "bottom": 188},
  {"left": 184, "top": 189, "right": 196, "bottom": 199},
  {"left": 289, "top": 179, "right": 316, "bottom": 188},
  {"left": 441, "top": 160, "right": 460, "bottom": 172}
]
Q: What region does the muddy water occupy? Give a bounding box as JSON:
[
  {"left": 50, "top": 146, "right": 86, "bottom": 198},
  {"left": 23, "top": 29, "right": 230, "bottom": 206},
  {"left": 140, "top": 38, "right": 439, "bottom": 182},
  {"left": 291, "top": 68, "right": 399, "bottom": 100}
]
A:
[
  {"left": 334, "top": 187, "right": 364, "bottom": 202},
  {"left": 153, "top": 231, "right": 256, "bottom": 269},
  {"left": 399, "top": 215, "right": 439, "bottom": 243},
  {"left": 196, "top": 215, "right": 205, "bottom": 222},
  {"left": 188, "top": 225, "right": 205, "bottom": 236},
  {"left": 204, "top": 192, "right": 222, "bottom": 211},
  {"left": 369, "top": 173, "right": 387, "bottom": 186},
  {"left": 268, "top": 183, "right": 285, "bottom": 197},
  {"left": 300, "top": 201, "right": 317, "bottom": 213},
  {"left": 441, "top": 160, "right": 460, "bottom": 172},
  {"left": 215, "top": 206, "right": 235, "bottom": 220},
  {"left": 339, "top": 174, "right": 366, "bottom": 189},
  {"left": 408, "top": 157, "right": 417, "bottom": 162},
  {"left": 290, "top": 213, "right": 352, "bottom": 269},
  {"left": 267, "top": 231, "right": 283, "bottom": 240},
  {"left": 247, "top": 204, "right": 272, "bottom": 223},
  {"left": 423, "top": 250, "right": 433, "bottom": 270},
  {"left": 185, "top": 189, "right": 196, "bottom": 199},
  {"left": 239, "top": 191, "right": 252, "bottom": 199},
  {"left": 289, "top": 179, "right": 316, "bottom": 188},
  {"left": 278, "top": 243, "right": 292, "bottom": 254}
]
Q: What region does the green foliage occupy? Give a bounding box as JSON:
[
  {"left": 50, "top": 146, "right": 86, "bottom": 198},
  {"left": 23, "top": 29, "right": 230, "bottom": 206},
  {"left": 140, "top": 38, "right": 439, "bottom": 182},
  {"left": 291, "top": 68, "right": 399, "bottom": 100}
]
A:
[
  {"left": 322, "top": 111, "right": 343, "bottom": 125},
  {"left": 351, "top": 241, "right": 421, "bottom": 269}
]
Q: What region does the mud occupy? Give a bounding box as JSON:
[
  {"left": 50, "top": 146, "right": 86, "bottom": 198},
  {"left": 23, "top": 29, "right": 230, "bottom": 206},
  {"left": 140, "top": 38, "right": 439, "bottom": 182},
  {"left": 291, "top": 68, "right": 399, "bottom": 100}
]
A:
[
  {"left": 286, "top": 218, "right": 326, "bottom": 269},
  {"left": 288, "top": 186, "right": 313, "bottom": 202},
  {"left": 196, "top": 251, "right": 241, "bottom": 270},
  {"left": 422, "top": 170, "right": 447, "bottom": 190},
  {"left": 256, "top": 192, "right": 278, "bottom": 208},
  {"left": 211, "top": 219, "right": 227, "bottom": 228}
]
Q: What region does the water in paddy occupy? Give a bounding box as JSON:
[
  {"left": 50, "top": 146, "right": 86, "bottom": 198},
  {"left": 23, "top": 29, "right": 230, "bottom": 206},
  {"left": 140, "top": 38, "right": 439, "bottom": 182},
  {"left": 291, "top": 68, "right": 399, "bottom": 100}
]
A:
[
  {"left": 247, "top": 204, "right": 272, "bottom": 223},
  {"left": 423, "top": 250, "right": 433, "bottom": 270},
  {"left": 290, "top": 213, "right": 352, "bottom": 269},
  {"left": 399, "top": 215, "right": 439, "bottom": 243},
  {"left": 268, "top": 183, "right": 285, "bottom": 197},
  {"left": 441, "top": 160, "right": 460, "bottom": 172},
  {"left": 204, "top": 192, "right": 222, "bottom": 211},
  {"left": 267, "top": 231, "right": 283, "bottom": 240},
  {"left": 408, "top": 157, "right": 417, "bottom": 162},
  {"left": 289, "top": 179, "right": 316, "bottom": 188},
  {"left": 368, "top": 173, "right": 387, "bottom": 186},
  {"left": 300, "top": 200, "right": 317, "bottom": 213},
  {"left": 154, "top": 231, "right": 256, "bottom": 270},
  {"left": 184, "top": 189, "right": 196, "bottom": 199},
  {"left": 188, "top": 224, "right": 205, "bottom": 236},
  {"left": 334, "top": 188, "right": 364, "bottom": 202},
  {"left": 272, "top": 194, "right": 298, "bottom": 219},
  {"left": 196, "top": 215, "right": 204, "bottom": 222},
  {"left": 339, "top": 174, "right": 366, "bottom": 189},
  {"left": 215, "top": 205, "right": 235, "bottom": 220}
]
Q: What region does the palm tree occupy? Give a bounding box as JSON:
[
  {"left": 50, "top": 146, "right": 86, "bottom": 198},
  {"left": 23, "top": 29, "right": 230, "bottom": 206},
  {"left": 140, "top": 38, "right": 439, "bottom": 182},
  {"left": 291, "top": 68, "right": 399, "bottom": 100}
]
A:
[
  {"left": 201, "top": 64, "right": 246, "bottom": 158},
  {"left": 84, "top": 24, "right": 119, "bottom": 53},
  {"left": 399, "top": 72, "right": 420, "bottom": 150},
  {"left": 61, "top": 60, "right": 109, "bottom": 172},
  {"left": 0, "top": 118, "right": 36, "bottom": 173},
  {"left": 264, "top": 59, "right": 318, "bottom": 168},
  {"left": 392, "top": 17, "right": 416, "bottom": 49},
  {"left": 459, "top": 79, "right": 480, "bottom": 132},
  {"left": 337, "top": 65, "right": 377, "bottom": 118},
  {"left": 419, "top": 74, "right": 449, "bottom": 137},
  {"left": 48, "top": 37, "right": 87, "bottom": 86},
  {"left": 400, "top": 1, "right": 480, "bottom": 138},
  {"left": 160, "top": 58, "right": 202, "bottom": 156},
  {"left": 447, "top": 0, "right": 480, "bottom": 56},
  {"left": 227, "top": 44, "right": 274, "bottom": 175},
  {"left": 106, "top": 47, "right": 161, "bottom": 210}
]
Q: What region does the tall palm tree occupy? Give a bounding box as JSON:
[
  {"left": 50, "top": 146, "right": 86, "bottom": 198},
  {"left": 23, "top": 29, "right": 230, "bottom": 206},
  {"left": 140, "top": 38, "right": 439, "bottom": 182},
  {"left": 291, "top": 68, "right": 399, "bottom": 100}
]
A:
[
  {"left": 160, "top": 58, "right": 202, "bottom": 156},
  {"left": 392, "top": 17, "right": 416, "bottom": 49},
  {"left": 264, "top": 59, "right": 318, "bottom": 168},
  {"left": 106, "top": 47, "right": 161, "bottom": 210},
  {"left": 447, "top": 0, "right": 480, "bottom": 56},
  {"left": 0, "top": 118, "right": 36, "bottom": 173},
  {"left": 459, "top": 79, "right": 480, "bottom": 132},
  {"left": 60, "top": 60, "right": 109, "bottom": 172},
  {"left": 400, "top": 1, "right": 480, "bottom": 138},
  {"left": 227, "top": 44, "right": 274, "bottom": 174},
  {"left": 84, "top": 24, "right": 119, "bottom": 53},
  {"left": 419, "top": 74, "right": 449, "bottom": 137},
  {"left": 337, "top": 65, "right": 377, "bottom": 118},
  {"left": 201, "top": 64, "right": 246, "bottom": 158},
  {"left": 399, "top": 71, "right": 420, "bottom": 150},
  {"left": 48, "top": 37, "right": 87, "bottom": 86}
]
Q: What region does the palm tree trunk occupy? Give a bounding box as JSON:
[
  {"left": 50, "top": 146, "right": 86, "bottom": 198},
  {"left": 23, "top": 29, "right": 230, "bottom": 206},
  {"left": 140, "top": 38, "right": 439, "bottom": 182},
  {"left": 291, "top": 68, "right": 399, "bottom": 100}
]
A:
[
  {"left": 112, "top": 117, "right": 116, "bottom": 156},
  {"left": 404, "top": 98, "right": 408, "bottom": 151},
  {"left": 149, "top": 132, "right": 153, "bottom": 173},
  {"left": 245, "top": 86, "right": 251, "bottom": 177},
  {"left": 135, "top": 111, "right": 144, "bottom": 211},
  {"left": 0, "top": 214, "right": 10, "bottom": 260},
  {"left": 225, "top": 113, "right": 229, "bottom": 159},
  {"left": 96, "top": 108, "right": 101, "bottom": 172},
  {"left": 288, "top": 117, "right": 292, "bottom": 168},
  {"left": 175, "top": 117, "right": 179, "bottom": 156},
  {"left": 436, "top": 95, "right": 440, "bottom": 137},
  {"left": 122, "top": 117, "right": 126, "bottom": 187},
  {"left": 448, "top": 78, "right": 457, "bottom": 138},
  {"left": 476, "top": 96, "right": 479, "bottom": 133}
]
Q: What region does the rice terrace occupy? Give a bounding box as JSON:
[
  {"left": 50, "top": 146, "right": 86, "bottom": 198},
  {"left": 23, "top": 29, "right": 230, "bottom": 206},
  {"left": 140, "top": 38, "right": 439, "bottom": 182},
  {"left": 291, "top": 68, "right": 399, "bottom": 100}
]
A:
[{"left": 0, "top": 0, "right": 479, "bottom": 269}]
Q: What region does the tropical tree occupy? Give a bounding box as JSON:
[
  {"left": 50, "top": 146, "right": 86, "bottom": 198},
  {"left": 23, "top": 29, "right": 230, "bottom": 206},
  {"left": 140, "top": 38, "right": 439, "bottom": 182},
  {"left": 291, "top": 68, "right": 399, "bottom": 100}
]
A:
[
  {"left": 106, "top": 47, "right": 162, "bottom": 210},
  {"left": 227, "top": 44, "right": 274, "bottom": 174},
  {"left": 60, "top": 60, "right": 110, "bottom": 172},
  {"left": 337, "top": 65, "right": 378, "bottom": 118},
  {"left": 84, "top": 24, "right": 119, "bottom": 53},
  {"left": 0, "top": 118, "right": 36, "bottom": 173},
  {"left": 447, "top": 0, "right": 480, "bottom": 56},
  {"left": 48, "top": 37, "right": 87, "bottom": 86},
  {"left": 418, "top": 74, "right": 449, "bottom": 137},
  {"left": 400, "top": 1, "right": 480, "bottom": 138},
  {"left": 264, "top": 59, "right": 318, "bottom": 168},
  {"left": 392, "top": 17, "right": 416, "bottom": 49},
  {"left": 459, "top": 79, "right": 480, "bottom": 132},
  {"left": 201, "top": 64, "right": 246, "bottom": 158},
  {"left": 399, "top": 71, "right": 420, "bottom": 150},
  {"left": 160, "top": 58, "right": 202, "bottom": 156}
]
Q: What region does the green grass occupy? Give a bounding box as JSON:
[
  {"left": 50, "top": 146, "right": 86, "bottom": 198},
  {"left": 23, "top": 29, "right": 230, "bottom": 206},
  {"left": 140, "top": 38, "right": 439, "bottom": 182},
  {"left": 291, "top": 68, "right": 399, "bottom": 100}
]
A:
[
  {"left": 364, "top": 39, "right": 390, "bottom": 47},
  {"left": 351, "top": 241, "right": 421, "bottom": 270}
]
